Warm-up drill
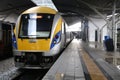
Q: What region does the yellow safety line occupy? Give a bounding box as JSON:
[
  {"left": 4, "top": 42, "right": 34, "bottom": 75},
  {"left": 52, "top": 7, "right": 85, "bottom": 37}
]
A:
[{"left": 80, "top": 49, "right": 108, "bottom": 80}]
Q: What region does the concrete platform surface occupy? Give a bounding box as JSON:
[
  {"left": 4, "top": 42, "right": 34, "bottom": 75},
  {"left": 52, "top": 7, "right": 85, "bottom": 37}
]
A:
[{"left": 42, "top": 40, "right": 85, "bottom": 80}]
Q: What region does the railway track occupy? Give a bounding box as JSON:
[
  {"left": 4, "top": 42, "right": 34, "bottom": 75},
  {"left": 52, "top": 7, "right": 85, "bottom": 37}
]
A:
[{"left": 12, "top": 69, "right": 48, "bottom": 80}]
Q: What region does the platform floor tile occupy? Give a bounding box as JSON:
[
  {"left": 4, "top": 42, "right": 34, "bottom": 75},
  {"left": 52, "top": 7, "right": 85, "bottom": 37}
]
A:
[{"left": 42, "top": 40, "right": 85, "bottom": 80}]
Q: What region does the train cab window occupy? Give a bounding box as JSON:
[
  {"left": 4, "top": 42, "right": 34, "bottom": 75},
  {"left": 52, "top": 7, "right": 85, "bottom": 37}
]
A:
[{"left": 19, "top": 13, "right": 54, "bottom": 38}]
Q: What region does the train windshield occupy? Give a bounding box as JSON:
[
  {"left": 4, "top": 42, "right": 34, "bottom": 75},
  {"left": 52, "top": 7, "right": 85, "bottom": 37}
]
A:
[{"left": 19, "top": 13, "right": 54, "bottom": 38}]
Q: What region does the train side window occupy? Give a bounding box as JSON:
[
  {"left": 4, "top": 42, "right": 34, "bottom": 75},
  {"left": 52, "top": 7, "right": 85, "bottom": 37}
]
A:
[{"left": 64, "top": 23, "right": 66, "bottom": 35}]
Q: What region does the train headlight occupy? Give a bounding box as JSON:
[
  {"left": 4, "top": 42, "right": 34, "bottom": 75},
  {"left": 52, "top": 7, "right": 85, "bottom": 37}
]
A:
[
  {"left": 50, "top": 31, "right": 61, "bottom": 49},
  {"left": 53, "top": 35, "right": 59, "bottom": 44}
]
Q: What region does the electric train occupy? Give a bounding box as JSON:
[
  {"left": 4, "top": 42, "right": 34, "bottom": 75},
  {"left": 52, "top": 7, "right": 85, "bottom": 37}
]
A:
[{"left": 12, "top": 6, "right": 73, "bottom": 69}]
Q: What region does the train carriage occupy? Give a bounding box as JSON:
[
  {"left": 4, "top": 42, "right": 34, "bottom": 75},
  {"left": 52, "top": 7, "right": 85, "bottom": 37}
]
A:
[{"left": 12, "top": 6, "right": 73, "bottom": 69}]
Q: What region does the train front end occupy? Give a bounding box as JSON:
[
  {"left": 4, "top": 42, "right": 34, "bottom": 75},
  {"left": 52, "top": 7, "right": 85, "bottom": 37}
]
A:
[{"left": 12, "top": 6, "right": 62, "bottom": 69}]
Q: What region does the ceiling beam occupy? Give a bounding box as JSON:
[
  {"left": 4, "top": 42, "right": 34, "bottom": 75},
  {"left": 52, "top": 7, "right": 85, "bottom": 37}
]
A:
[{"left": 76, "top": 0, "right": 109, "bottom": 23}]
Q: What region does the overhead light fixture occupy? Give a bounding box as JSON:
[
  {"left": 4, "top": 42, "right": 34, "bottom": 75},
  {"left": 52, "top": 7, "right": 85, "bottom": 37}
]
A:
[
  {"left": 106, "top": 13, "right": 118, "bottom": 19},
  {"left": 31, "top": 0, "right": 58, "bottom": 11}
]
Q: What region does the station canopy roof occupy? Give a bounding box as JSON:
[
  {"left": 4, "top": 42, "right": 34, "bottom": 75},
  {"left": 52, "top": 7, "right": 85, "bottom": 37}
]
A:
[
  {"left": 0, "top": 0, "right": 120, "bottom": 22},
  {"left": 0, "top": 0, "right": 119, "bottom": 15},
  {"left": 52, "top": 0, "right": 120, "bottom": 16}
]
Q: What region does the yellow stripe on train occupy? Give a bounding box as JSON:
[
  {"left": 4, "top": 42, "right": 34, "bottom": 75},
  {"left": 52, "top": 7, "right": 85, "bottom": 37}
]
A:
[
  {"left": 53, "top": 18, "right": 62, "bottom": 38},
  {"left": 17, "top": 39, "right": 50, "bottom": 51}
]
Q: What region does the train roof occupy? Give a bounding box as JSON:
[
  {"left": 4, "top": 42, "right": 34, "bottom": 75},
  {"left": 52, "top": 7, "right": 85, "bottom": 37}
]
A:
[{"left": 22, "top": 6, "right": 57, "bottom": 14}]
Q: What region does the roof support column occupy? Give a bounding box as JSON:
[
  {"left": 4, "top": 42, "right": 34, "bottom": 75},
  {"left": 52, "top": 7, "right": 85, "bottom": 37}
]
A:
[
  {"left": 99, "top": 23, "right": 107, "bottom": 43},
  {"left": 79, "top": 13, "right": 100, "bottom": 42},
  {"left": 112, "top": 0, "right": 117, "bottom": 51},
  {"left": 77, "top": 0, "right": 110, "bottom": 44}
]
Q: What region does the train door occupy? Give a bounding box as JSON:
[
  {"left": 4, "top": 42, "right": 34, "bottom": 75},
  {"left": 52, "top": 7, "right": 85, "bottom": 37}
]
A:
[
  {"left": 117, "top": 22, "right": 120, "bottom": 49},
  {"left": 117, "top": 29, "right": 120, "bottom": 48},
  {"left": 0, "top": 22, "right": 13, "bottom": 59},
  {"left": 0, "top": 23, "right": 4, "bottom": 56}
]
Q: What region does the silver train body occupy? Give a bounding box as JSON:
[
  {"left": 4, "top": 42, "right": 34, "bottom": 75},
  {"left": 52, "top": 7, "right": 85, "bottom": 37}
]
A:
[{"left": 12, "top": 6, "right": 73, "bottom": 69}]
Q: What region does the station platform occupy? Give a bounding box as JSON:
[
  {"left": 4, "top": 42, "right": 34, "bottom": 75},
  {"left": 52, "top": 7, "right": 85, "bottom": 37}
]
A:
[
  {"left": 42, "top": 39, "right": 120, "bottom": 80},
  {"left": 82, "top": 41, "right": 120, "bottom": 80},
  {"left": 42, "top": 39, "right": 85, "bottom": 80},
  {"left": 0, "top": 57, "right": 19, "bottom": 80},
  {"left": 0, "top": 39, "right": 120, "bottom": 80}
]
